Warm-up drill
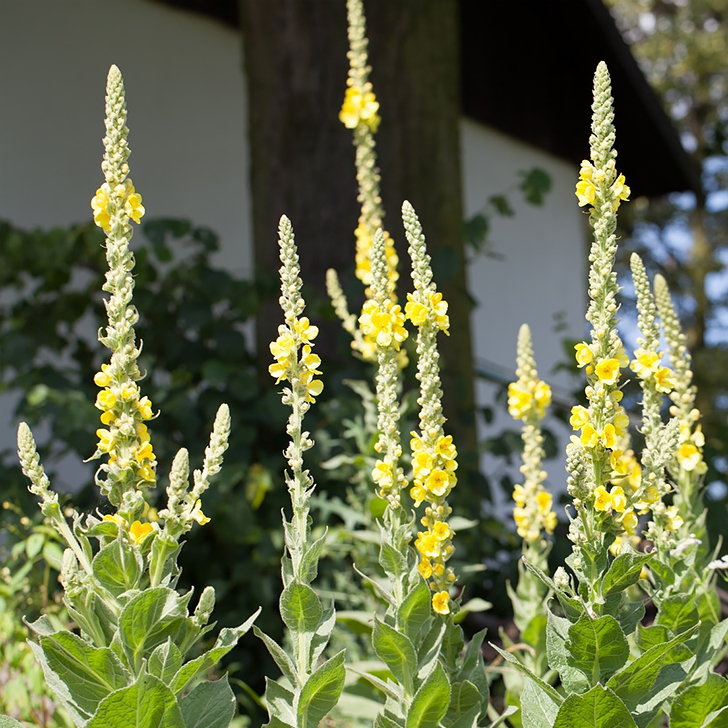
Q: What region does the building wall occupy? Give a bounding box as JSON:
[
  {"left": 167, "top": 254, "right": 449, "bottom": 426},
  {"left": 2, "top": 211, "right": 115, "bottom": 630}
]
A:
[{"left": 0, "top": 0, "right": 587, "bottom": 501}]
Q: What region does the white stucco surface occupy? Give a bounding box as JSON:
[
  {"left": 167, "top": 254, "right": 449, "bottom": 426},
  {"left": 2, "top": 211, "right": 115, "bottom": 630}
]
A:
[
  {"left": 0, "top": 1, "right": 588, "bottom": 506},
  {"left": 461, "top": 118, "right": 588, "bottom": 510},
  {"left": 0, "top": 0, "right": 252, "bottom": 276}
]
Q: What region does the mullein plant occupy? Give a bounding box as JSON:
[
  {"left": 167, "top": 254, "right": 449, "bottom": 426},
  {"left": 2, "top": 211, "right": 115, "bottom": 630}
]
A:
[
  {"left": 256, "top": 216, "right": 346, "bottom": 728},
  {"left": 11, "top": 66, "right": 258, "bottom": 728},
  {"left": 496, "top": 62, "right": 728, "bottom": 728},
  {"left": 327, "top": 0, "right": 401, "bottom": 364},
  {"left": 504, "top": 324, "right": 556, "bottom": 693}
]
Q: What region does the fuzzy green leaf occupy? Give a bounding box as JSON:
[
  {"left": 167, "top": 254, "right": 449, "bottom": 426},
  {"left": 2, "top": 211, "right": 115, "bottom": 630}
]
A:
[
  {"left": 279, "top": 582, "right": 323, "bottom": 636},
  {"left": 171, "top": 609, "right": 260, "bottom": 694},
  {"left": 264, "top": 678, "right": 297, "bottom": 726},
  {"left": 254, "top": 627, "right": 297, "bottom": 685},
  {"left": 491, "top": 644, "right": 563, "bottom": 705},
  {"left": 601, "top": 550, "right": 654, "bottom": 596},
  {"left": 297, "top": 650, "right": 346, "bottom": 728},
  {"left": 300, "top": 531, "right": 327, "bottom": 584},
  {"left": 567, "top": 613, "right": 629, "bottom": 686},
  {"left": 375, "top": 714, "right": 404, "bottom": 728},
  {"left": 635, "top": 624, "right": 672, "bottom": 654},
  {"left": 448, "top": 680, "right": 482, "bottom": 721},
  {"left": 148, "top": 639, "right": 183, "bottom": 686},
  {"left": 373, "top": 618, "right": 417, "bottom": 693},
  {"left": 92, "top": 538, "right": 143, "bottom": 597},
  {"left": 670, "top": 673, "right": 728, "bottom": 728},
  {"left": 311, "top": 604, "right": 337, "bottom": 664},
  {"left": 406, "top": 662, "right": 450, "bottom": 728},
  {"left": 546, "top": 610, "right": 589, "bottom": 694},
  {"left": 606, "top": 623, "right": 697, "bottom": 716},
  {"left": 552, "top": 685, "right": 637, "bottom": 728},
  {"left": 0, "top": 717, "right": 26, "bottom": 728},
  {"left": 521, "top": 676, "right": 561, "bottom": 728},
  {"left": 397, "top": 579, "right": 431, "bottom": 644},
  {"left": 39, "top": 631, "right": 132, "bottom": 714},
  {"left": 119, "top": 588, "right": 188, "bottom": 671},
  {"left": 87, "top": 670, "right": 185, "bottom": 728},
  {"left": 654, "top": 596, "right": 699, "bottom": 637},
  {"left": 180, "top": 677, "right": 235, "bottom": 728}
]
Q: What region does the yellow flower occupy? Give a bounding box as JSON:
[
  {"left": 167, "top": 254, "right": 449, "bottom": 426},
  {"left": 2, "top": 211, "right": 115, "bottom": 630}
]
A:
[
  {"left": 268, "top": 359, "right": 288, "bottom": 383},
  {"left": 91, "top": 186, "right": 111, "bottom": 231},
  {"left": 580, "top": 423, "right": 599, "bottom": 448},
  {"left": 611, "top": 174, "right": 630, "bottom": 209},
  {"left": 620, "top": 510, "right": 638, "bottom": 535},
  {"left": 654, "top": 367, "right": 675, "bottom": 393},
  {"left": 665, "top": 506, "right": 684, "bottom": 532},
  {"left": 301, "top": 372, "right": 324, "bottom": 402},
  {"left": 138, "top": 464, "right": 156, "bottom": 482},
  {"left": 100, "top": 410, "right": 115, "bottom": 426},
  {"left": 631, "top": 349, "right": 660, "bottom": 379},
  {"left": 103, "top": 513, "right": 126, "bottom": 527},
  {"left": 612, "top": 409, "right": 630, "bottom": 436},
  {"left": 508, "top": 381, "right": 532, "bottom": 420},
  {"left": 413, "top": 451, "right": 434, "bottom": 479},
  {"left": 415, "top": 531, "right": 441, "bottom": 559},
  {"left": 574, "top": 342, "right": 593, "bottom": 367},
  {"left": 570, "top": 405, "right": 590, "bottom": 430},
  {"left": 543, "top": 511, "right": 557, "bottom": 534},
  {"left": 533, "top": 380, "right": 551, "bottom": 417},
  {"left": 418, "top": 559, "right": 433, "bottom": 579},
  {"left": 432, "top": 521, "right": 451, "bottom": 541},
  {"left": 405, "top": 294, "right": 428, "bottom": 326},
  {"left": 129, "top": 520, "right": 155, "bottom": 544},
  {"left": 270, "top": 333, "right": 296, "bottom": 361},
  {"left": 676, "top": 442, "right": 701, "bottom": 471},
  {"left": 594, "top": 486, "right": 612, "bottom": 512},
  {"left": 124, "top": 185, "right": 145, "bottom": 223},
  {"left": 372, "top": 461, "right": 394, "bottom": 488},
  {"left": 434, "top": 435, "right": 457, "bottom": 461},
  {"left": 359, "top": 300, "right": 407, "bottom": 349},
  {"left": 137, "top": 396, "right": 154, "bottom": 420},
  {"left": 300, "top": 345, "right": 322, "bottom": 376},
  {"left": 575, "top": 179, "right": 596, "bottom": 207},
  {"left": 536, "top": 491, "right": 553, "bottom": 514},
  {"left": 512, "top": 484, "right": 527, "bottom": 507},
  {"left": 410, "top": 483, "right": 427, "bottom": 508},
  {"left": 190, "top": 499, "right": 210, "bottom": 526},
  {"left": 339, "top": 86, "right": 380, "bottom": 131},
  {"left": 601, "top": 423, "right": 618, "bottom": 449},
  {"left": 96, "top": 428, "right": 114, "bottom": 453},
  {"left": 94, "top": 364, "right": 112, "bottom": 387},
  {"left": 294, "top": 317, "right": 319, "bottom": 343},
  {"left": 429, "top": 292, "right": 450, "bottom": 333},
  {"left": 95, "top": 389, "right": 116, "bottom": 411},
  {"left": 595, "top": 358, "right": 620, "bottom": 385},
  {"left": 425, "top": 470, "right": 450, "bottom": 497},
  {"left": 610, "top": 486, "right": 627, "bottom": 513},
  {"left": 135, "top": 442, "right": 154, "bottom": 464},
  {"left": 432, "top": 591, "right": 450, "bottom": 615}
]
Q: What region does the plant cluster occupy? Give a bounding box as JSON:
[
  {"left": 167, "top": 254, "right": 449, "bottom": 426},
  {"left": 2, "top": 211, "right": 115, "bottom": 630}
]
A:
[{"left": 2, "top": 2, "right": 727, "bottom": 728}]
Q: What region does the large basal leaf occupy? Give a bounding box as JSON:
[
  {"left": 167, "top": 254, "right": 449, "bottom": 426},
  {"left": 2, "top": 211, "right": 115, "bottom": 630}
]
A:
[
  {"left": 87, "top": 670, "right": 185, "bottom": 728},
  {"left": 566, "top": 613, "right": 629, "bottom": 686},
  {"left": 670, "top": 673, "right": 728, "bottom": 728},
  {"left": 297, "top": 650, "right": 346, "bottom": 728},
  {"left": 279, "top": 582, "right": 323, "bottom": 637},
  {"left": 119, "top": 588, "right": 188, "bottom": 671},
  {"left": 372, "top": 617, "right": 417, "bottom": 694},
  {"left": 40, "top": 631, "right": 132, "bottom": 714},
  {"left": 171, "top": 609, "right": 260, "bottom": 694},
  {"left": 92, "top": 538, "right": 143, "bottom": 597},
  {"left": 180, "top": 677, "right": 235, "bottom": 728},
  {"left": 552, "top": 685, "right": 637, "bottom": 728},
  {"left": 397, "top": 579, "right": 431, "bottom": 645},
  {"left": 405, "top": 662, "right": 450, "bottom": 728}
]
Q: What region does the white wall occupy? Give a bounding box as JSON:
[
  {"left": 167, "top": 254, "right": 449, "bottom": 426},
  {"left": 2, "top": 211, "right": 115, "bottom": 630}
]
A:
[
  {"left": 0, "top": 1, "right": 588, "bottom": 505},
  {"left": 0, "top": 0, "right": 252, "bottom": 276},
  {"left": 461, "top": 119, "right": 588, "bottom": 511}
]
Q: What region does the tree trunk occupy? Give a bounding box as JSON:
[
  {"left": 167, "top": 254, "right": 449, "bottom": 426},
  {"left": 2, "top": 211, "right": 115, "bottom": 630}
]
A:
[{"left": 240, "top": 0, "right": 479, "bottom": 489}]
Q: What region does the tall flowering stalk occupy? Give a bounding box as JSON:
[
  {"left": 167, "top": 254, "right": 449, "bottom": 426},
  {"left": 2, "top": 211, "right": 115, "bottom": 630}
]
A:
[
  {"left": 504, "top": 324, "right": 555, "bottom": 686},
  {"left": 17, "top": 65, "right": 257, "bottom": 728},
  {"left": 328, "top": 0, "right": 401, "bottom": 364},
  {"left": 628, "top": 255, "right": 681, "bottom": 566},
  {"left": 256, "top": 216, "right": 345, "bottom": 728},
  {"left": 502, "top": 63, "right": 708, "bottom": 728}
]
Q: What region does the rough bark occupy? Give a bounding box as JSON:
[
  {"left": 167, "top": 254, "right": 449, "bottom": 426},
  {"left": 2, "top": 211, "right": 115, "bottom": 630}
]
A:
[{"left": 240, "top": 0, "right": 479, "bottom": 481}]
